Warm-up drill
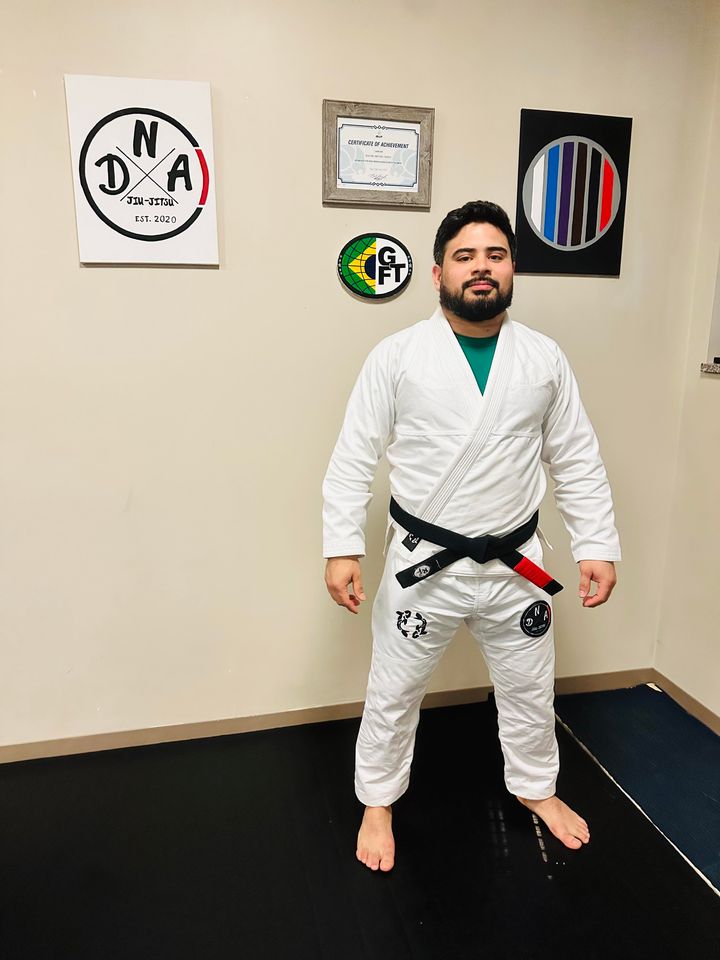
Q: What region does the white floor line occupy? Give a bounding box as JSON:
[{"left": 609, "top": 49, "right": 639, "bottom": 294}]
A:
[{"left": 555, "top": 714, "right": 720, "bottom": 898}]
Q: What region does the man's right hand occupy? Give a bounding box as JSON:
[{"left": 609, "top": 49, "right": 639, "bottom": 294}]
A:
[{"left": 325, "top": 557, "right": 366, "bottom": 614}]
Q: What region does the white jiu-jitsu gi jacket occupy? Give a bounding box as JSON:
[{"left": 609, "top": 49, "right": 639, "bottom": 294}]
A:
[{"left": 323, "top": 307, "right": 621, "bottom": 576}]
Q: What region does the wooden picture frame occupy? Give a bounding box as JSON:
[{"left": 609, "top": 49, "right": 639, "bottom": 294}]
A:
[{"left": 322, "top": 99, "right": 434, "bottom": 209}]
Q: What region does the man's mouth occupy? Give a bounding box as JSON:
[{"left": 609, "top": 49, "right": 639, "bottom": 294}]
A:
[{"left": 465, "top": 279, "right": 497, "bottom": 292}]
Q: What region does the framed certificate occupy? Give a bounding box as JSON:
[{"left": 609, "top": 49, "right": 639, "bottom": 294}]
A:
[{"left": 322, "top": 99, "right": 434, "bottom": 208}]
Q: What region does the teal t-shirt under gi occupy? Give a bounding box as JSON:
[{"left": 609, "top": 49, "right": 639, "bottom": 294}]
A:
[{"left": 455, "top": 332, "right": 499, "bottom": 394}]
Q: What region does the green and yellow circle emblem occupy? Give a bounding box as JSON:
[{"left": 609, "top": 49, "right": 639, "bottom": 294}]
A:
[{"left": 337, "top": 234, "right": 413, "bottom": 299}]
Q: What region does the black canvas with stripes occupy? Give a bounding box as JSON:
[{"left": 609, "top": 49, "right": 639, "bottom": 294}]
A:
[{"left": 514, "top": 108, "right": 632, "bottom": 276}]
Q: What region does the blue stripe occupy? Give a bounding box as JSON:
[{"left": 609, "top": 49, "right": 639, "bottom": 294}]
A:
[{"left": 543, "top": 145, "right": 559, "bottom": 241}]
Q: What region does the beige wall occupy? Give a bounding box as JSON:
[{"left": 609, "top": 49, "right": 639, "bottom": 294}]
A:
[
  {"left": 656, "top": 3, "right": 720, "bottom": 716},
  {"left": 1, "top": 0, "right": 718, "bottom": 747}
]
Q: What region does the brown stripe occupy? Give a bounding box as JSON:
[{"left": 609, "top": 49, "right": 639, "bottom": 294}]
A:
[
  {"left": 4, "top": 669, "right": 720, "bottom": 764},
  {"left": 571, "top": 141, "right": 588, "bottom": 246}
]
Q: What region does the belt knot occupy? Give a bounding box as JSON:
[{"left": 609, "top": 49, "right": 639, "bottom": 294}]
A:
[{"left": 467, "top": 535, "right": 490, "bottom": 564}]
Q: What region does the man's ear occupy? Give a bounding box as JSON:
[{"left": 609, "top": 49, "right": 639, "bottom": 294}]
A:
[{"left": 431, "top": 263, "right": 442, "bottom": 292}]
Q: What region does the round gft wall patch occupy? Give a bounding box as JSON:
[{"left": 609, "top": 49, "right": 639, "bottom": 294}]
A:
[
  {"left": 78, "top": 108, "right": 210, "bottom": 242},
  {"left": 338, "top": 234, "right": 413, "bottom": 299},
  {"left": 522, "top": 137, "right": 621, "bottom": 251},
  {"left": 396, "top": 610, "right": 428, "bottom": 639},
  {"left": 520, "top": 601, "right": 551, "bottom": 638}
]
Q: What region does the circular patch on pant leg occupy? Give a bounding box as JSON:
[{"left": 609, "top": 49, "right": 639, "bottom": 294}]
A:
[
  {"left": 396, "top": 610, "right": 428, "bottom": 639},
  {"left": 520, "top": 601, "right": 551, "bottom": 637}
]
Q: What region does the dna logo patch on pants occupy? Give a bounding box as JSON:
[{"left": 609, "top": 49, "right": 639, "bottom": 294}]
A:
[
  {"left": 520, "top": 601, "right": 551, "bottom": 638},
  {"left": 338, "top": 234, "right": 413, "bottom": 299}
]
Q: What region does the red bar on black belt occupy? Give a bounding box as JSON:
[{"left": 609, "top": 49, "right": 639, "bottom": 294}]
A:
[{"left": 509, "top": 555, "right": 564, "bottom": 596}]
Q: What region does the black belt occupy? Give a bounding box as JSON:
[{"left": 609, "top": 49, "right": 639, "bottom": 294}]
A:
[{"left": 389, "top": 497, "right": 563, "bottom": 596}]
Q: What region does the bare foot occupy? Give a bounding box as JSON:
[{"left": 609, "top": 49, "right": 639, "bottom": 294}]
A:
[
  {"left": 356, "top": 805, "right": 395, "bottom": 872},
  {"left": 517, "top": 795, "right": 590, "bottom": 849}
]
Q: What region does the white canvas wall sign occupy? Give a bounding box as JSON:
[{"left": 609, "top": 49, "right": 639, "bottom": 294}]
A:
[{"left": 65, "top": 75, "right": 218, "bottom": 265}]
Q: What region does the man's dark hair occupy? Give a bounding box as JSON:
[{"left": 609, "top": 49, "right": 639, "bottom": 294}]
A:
[{"left": 433, "top": 200, "right": 517, "bottom": 265}]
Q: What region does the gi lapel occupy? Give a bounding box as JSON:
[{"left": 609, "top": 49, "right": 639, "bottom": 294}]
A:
[{"left": 416, "top": 309, "right": 516, "bottom": 525}]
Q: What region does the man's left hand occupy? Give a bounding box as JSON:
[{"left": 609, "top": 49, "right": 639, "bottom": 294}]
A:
[{"left": 578, "top": 560, "right": 617, "bottom": 608}]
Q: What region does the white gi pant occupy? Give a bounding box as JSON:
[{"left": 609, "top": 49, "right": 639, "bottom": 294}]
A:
[{"left": 355, "top": 540, "right": 559, "bottom": 806}]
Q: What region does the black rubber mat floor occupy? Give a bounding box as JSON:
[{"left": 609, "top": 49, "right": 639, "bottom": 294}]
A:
[
  {"left": 556, "top": 684, "right": 720, "bottom": 890},
  {"left": 1, "top": 700, "right": 718, "bottom": 959}
]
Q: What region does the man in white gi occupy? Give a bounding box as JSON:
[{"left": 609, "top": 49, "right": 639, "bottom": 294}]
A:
[{"left": 323, "top": 200, "right": 619, "bottom": 873}]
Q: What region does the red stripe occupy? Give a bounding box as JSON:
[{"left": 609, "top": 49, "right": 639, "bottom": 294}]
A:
[
  {"left": 514, "top": 556, "right": 552, "bottom": 589},
  {"left": 599, "top": 159, "right": 613, "bottom": 231},
  {"left": 196, "top": 148, "right": 209, "bottom": 206}
]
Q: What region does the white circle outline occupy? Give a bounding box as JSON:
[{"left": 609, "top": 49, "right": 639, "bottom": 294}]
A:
[{"left": 522, "top": 136, "right": 621, "bottom": 252}]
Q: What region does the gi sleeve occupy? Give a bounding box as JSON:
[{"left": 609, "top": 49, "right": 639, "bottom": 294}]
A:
[
  {"left": 322, "top": 341, "right": 396, "bottom": 558},
  {"left": 540, "top": 346, "right": 621, "bottom": 563}
]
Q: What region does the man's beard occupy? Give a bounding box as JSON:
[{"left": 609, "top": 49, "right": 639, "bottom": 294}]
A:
[{"left": 439, "top": 278, "right": 513, "bottom": 323}]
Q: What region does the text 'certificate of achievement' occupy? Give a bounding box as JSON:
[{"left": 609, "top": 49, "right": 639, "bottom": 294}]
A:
[{"left": 337, "top": 118, "right": 420, "bottom": 192}]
